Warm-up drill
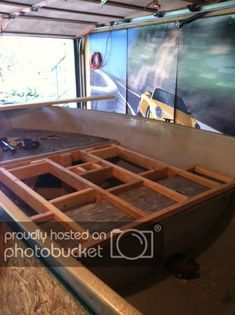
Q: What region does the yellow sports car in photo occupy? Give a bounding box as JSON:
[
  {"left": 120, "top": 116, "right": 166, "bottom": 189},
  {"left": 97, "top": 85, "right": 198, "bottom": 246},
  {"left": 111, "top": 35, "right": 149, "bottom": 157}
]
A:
[{"left": 137, "top": 88, "right": 201, "bottom": 129}]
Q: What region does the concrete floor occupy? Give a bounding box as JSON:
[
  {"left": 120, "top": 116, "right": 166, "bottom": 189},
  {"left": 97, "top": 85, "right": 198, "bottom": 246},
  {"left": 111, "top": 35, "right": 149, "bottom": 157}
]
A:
[{"left": 122, "top": 203, "right": 235, "bottom": 315}]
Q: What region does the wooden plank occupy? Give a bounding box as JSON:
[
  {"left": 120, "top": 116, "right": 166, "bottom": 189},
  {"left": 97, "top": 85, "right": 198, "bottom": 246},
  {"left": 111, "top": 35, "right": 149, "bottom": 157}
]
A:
[
  {"left": 142, "top": 179, "right": 188, "bottom": 202},
  {"left": 71, "top": 166, "right": 88, "bottom": 174},
  {"left": 68, "top": 162, "right": 95, "bottom": 171},
  {"left": 60, "top": 153, "right": 73, "bottom": 167},
  {"left": 108, "top": 180, "right": 143, "bottom": 194},
  {"left": 89, "top": 146, "right": 118, "bottom": 159},
  {"left": 81, "top": 166, "right": 113, "bottom": 186},
  {"left": 194, "top": 166, "right": 234, "bottom": 183},
  {"left": 170, "top": 167, "right": 221, "bottom": 189},
  {"left": 0, "top": 95, "right": 115, "bottom": 112},
  {"left": 50, "top": 188, "right": 96, "bottom": 211},
  {"left": 104, "top": 192, "right": 147, "bottom": 219},
  {"left": 31, "top": 211, "right": 54, "bottom": 223},
  {"left": 112, "top": 167, "right": 138, "bottom": 183},
  {"left": 0, "top": 167, "right": 87, "bottom": 234},
  {"left": 9, "top": 161, "right": 50, "bottom": 180},
  {"left": 114, "top": 144, "right": 166, "bottom": 170},
  {"left": 139, "top": 169, "right": 158, "bottom": 177},
  {"left": 80, "top": 166, "right": 113, "bottom": 179},
  {"left": 92, "top": 163, "right": 103, "bottom": 169},
  {"left": 142, "top": 168, "right": 168, "bottom": 181},
  {"left": 46, "top": 159, "right": 88, "bottom": 191},
  {"left": 83, "top": 141, "right": 119, "bottom": 152}
]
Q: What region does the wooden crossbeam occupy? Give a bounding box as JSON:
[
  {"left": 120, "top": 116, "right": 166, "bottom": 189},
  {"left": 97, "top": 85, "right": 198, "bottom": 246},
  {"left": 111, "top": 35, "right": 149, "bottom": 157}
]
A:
[
  {"left": 31, "top": 211, "right": 54, "bottom": 223},
  {"left": 81, "top": 167, "right": 113, "bottom": 185},
  {"left": 46, "top": 159, "right": 88, "bottom": 191},
  {"left": 143, "top": 179, "right": 188, "bottom": 202},
  {"left": 89, "top": 146, "right": 118, "bottom": 159},
  {"left": 9, "top": 161, "right": 50, "bottom": 180},
  {"left": 112, "top": 167, "right": 139, "bottom": 183},
  {"left": 104, "top": 192, "right": 147, "bottom": 219},
  {"left": 68, "top": 162, "right": 96, "bottom": 172},
  {"left": 194, "top": 166, "right": 234, "bottom": 183},
  {"left": 50, "top": 188, "right": 96, "bottom": 211},
  {"left": 114, "top": 144, "right": 166, "bottom": 170},
  {"left": 108, "top": 180, "right": 143, "bottom": 194},
  {"left": 141, "top": 168, "right": 169, "bottom": 181},
  {"left": 170, "top": 167, "right": 220, "bottom": 189}
]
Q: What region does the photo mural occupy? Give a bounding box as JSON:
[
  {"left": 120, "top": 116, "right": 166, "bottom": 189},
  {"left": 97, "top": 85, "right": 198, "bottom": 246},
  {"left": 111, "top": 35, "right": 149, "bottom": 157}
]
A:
[
  {"left": 177, "top": 15, "right": 235, "bottom": 136},
  {"left": 88, "top": 14, "right": 235, "bottom": 137},
  {"left": 88, "top": 29, "right": 127, "bottom": 114}
]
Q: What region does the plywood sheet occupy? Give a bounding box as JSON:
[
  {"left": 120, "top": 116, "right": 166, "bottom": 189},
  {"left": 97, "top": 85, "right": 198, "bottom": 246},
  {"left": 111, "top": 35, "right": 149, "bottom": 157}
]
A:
[
  {"left": 118, "top": 186, "right": 175, "bottom": 214},
  {"left": 0, "top": 129, "right": 109, "bottom": 163},
  {"left": 66, "top": 200, "right": 133, "bottom": 233}
]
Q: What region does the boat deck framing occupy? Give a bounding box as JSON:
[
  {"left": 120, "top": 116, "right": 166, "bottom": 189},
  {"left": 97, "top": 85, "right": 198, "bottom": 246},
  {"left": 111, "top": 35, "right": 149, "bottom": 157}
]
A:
[{"left": 0, "top": 141, "right": 235, "bottom": 246}]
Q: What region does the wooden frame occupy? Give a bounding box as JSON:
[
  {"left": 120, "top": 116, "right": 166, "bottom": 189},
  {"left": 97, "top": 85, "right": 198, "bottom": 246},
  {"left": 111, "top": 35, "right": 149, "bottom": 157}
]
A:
[
  {"left": 0, "top": 142, "right": 234, "bottom": 237},
  {"left": 1, "top": 141, "right": 235, "bottom": 313}
]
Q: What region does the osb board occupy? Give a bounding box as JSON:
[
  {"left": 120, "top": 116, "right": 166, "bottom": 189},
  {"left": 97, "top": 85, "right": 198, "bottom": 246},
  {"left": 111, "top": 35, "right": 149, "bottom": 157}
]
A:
[
  {"left": 157, "top": 175, "right": 208, "bottom": 197},
  {"left": 0, "top": 266, "right": 87, "bottom": 315},
  {"left": 66, "top": 200, "right": 133, "bottom": 233},
  {"left": 118, "top": 186, "right": 175, "bottom": 214},
  {"left": 0, "top": 129, "right": 110, "bottom": 163},
  {"left": 0, "top": 224, "right": 87, "bottom": 315}
]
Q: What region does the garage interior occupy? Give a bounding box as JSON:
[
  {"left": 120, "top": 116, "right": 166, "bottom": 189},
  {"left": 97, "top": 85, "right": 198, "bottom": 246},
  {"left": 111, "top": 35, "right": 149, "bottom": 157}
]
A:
[{"left": 0, "top": 1, "right": 235, "bottom": 315}]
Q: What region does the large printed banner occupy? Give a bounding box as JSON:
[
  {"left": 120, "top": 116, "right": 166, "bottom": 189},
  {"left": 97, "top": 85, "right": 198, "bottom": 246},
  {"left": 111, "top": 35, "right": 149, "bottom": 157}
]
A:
[
  {"left": 177, "top": 15, "right": 235, "bottom": 136},
  {"left": 88, "top": 30, "right": 127, "bottom": 114},
  {"left": 88, "top": 15, "right": 235, "bottom": 137}
]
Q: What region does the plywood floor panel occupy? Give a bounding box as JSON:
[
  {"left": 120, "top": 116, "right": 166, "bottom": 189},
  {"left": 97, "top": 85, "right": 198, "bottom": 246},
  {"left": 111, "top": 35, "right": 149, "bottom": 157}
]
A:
[
  {"left": 66, "top": 200, "right": 133, "bottom": 233},
  {"left": 118, "top": 186, "right": 175, "bottom": 214}
]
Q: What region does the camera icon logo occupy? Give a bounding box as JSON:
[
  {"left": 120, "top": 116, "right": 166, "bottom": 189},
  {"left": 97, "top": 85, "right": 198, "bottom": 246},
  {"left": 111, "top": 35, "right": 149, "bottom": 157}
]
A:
[{"left": 110, "top": 229, "right": 154, "bottom": 260}]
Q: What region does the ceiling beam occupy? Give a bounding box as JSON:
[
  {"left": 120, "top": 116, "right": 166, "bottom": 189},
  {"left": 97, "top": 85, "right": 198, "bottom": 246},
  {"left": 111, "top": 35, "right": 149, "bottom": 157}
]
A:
[
  {"left": 73, "top": 0, "right": 153, "bottom": 12},
  {"left": 1, "top": 30, "right": 75, "bottom": 38},
  {"left": 0, "top": 0, "right": 125, "bottom": 18},
  {"left": 0, "top": 13, "right": 96, "bottom": 24}
]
